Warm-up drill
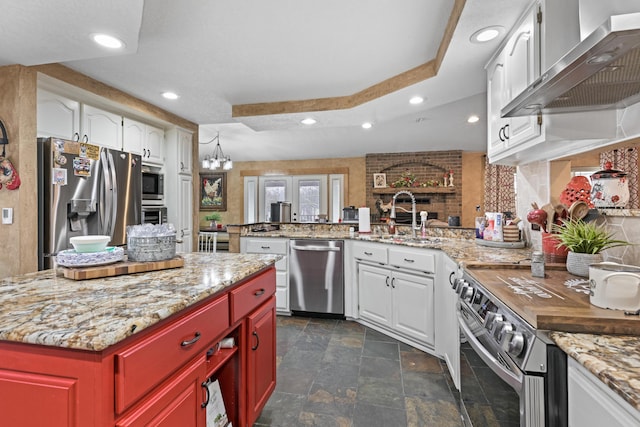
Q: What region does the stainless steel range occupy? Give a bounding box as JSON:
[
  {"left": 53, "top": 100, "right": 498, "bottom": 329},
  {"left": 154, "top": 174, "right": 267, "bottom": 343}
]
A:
[{"left": 454, "top": 269, "right": 568, "bottom": 427}]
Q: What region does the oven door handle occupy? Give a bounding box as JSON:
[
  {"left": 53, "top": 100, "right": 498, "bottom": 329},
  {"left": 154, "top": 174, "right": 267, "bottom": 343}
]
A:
[{"left": 457, "top": 310, "right": 524, "bottom": 393}]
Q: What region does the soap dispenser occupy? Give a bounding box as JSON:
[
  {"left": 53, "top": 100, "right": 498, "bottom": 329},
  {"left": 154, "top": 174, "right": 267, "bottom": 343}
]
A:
[{"left": 420, "top": 211, "right": 428, "bottom": 238}]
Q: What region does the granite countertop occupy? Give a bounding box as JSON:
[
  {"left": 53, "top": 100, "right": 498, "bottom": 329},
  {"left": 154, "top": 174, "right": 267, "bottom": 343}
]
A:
[
  {"left": 0, "top": 253, "right": 279, "bottom": 352},
  {"left": 551, "top": 332, "right": 640, "bottom": 411}
]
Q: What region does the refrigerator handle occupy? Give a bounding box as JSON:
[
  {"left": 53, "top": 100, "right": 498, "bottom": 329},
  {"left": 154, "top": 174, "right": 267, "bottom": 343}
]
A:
[
  {"left": 107, "top": 151, "right": 118, "bottom": 238},
  {"left": 100, "top": 150, "right": 112, "bottom": 236}
]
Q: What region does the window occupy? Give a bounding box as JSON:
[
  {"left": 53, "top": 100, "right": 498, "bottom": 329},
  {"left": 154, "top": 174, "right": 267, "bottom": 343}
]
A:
[{"left": 245, "top": 174, "right": 343, "bottom": 223}]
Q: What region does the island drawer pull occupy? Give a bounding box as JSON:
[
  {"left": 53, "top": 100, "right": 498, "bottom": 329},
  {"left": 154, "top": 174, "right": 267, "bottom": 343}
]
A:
[
  {"left": 252, "top": 331, "right": 260, "bottom": 351},
  {"left": 254, "top": 288, "right": 265, "bottom": 297},
  {"left": 201, "top": 380, "right": 210, "bottom": 408},
  {"left": 181, "top": 332, "right": 201, "bottom": 347}
]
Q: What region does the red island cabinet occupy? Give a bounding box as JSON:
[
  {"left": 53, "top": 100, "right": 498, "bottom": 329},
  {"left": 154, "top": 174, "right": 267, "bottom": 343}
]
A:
[{"left": 0, "top": 266, "right": 277, "bottom": 427}]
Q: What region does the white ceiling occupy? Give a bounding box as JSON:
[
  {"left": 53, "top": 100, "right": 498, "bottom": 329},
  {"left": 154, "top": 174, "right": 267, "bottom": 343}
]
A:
[{"left": 0, "top": 0, "right": 531, "bottom": 161}]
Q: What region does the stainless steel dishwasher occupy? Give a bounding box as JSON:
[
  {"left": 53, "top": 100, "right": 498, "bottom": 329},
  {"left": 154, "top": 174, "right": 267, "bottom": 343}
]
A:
[{"left": 289, "top": 239, "right": 344, "bottom": 317}]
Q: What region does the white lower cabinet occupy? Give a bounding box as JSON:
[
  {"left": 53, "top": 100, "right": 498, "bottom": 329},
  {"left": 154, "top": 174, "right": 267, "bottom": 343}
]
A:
[
  {"left": 435, "top": 255, "right": 460, "bottom": 390},
  {"left": 241, "top": 238, "right": 289, "bottom": 314},
  {"left": 568, "top": 358, "right": 640, "bottom": 427},
  {"left": 356, "top": 242, "right": 436, "bottom": 349}
]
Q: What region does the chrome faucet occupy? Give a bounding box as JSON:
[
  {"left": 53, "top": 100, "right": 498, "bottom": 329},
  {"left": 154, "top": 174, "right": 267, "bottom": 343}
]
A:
[{"left": 391, "top": 190, "right": 417, "bottom": 238}]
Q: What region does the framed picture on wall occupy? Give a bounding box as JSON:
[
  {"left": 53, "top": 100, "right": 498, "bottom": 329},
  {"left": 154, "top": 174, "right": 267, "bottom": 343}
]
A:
[
  {"left": 200, "top": 173, "right": 227, "bottom": 211},
  {"left": 373, "top": 173, "right": 387, "bottom": 188}
]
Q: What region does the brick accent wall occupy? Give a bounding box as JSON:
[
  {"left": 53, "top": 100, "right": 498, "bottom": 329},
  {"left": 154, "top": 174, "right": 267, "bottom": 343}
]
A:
[{"left": 365, "top": 151, "right": 463, "bottom": 223}]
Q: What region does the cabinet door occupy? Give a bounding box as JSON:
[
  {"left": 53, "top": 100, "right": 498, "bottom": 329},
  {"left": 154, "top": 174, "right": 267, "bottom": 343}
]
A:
[
  {"left": 145, "top": 125, "right": 165, "bottom": 165},
  {"left": 391, "top": 271, "right": 434, "bottom": 346},
  {"left": 0, "top": 369, "right": 80, "bottom": 427},
  {"left": 116, "top": 357, "right": 205, "bottom": 427},
  {"left": 505, "top": 7, "right": 541, "bottom": 147},
  {"left": 178, "top": 175, "right": 193, "bottom": 252},
  {"left": 436, "top": 256, "right": 460, "bottom": 390},
  {"left": 82, "top": 104, "right": 123, "bottom": 150},
  {"left": 487, "top": 52, "right": 509, "bottom": 157},
  {"left": 358, "top": 263, "right": 392, "bottom": 327},
  {"left": 177, "top": 129, "right": 193, "bottom": 175},
  {"left": 246, "top": 296, "right": 276, "bottom": 426},
  {"left": 37, "top": 89, "right": 80, "bottom": 139},
  {"left": 123, "top": 117, "right": 145, "bottom": 156}
]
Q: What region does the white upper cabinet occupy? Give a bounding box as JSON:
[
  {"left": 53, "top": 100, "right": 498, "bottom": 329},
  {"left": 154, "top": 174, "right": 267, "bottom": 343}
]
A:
[
  {"left": 176, "top": 128, "right": 193, "bottom": 175},
  {"left": 37, "top": 89, "right": 80, "bottom": 140},
  {"left": 145, "top": 125, "right": 165, "bottom": 165},
  {"left": 81, "top": 104, "right": 123, "bottom": 150},
  {"left": 123, "top": 117, "right": 145, "bottom": 155},
  {"left": 123, "top": 118, "right": 165, "bottom": 164}
]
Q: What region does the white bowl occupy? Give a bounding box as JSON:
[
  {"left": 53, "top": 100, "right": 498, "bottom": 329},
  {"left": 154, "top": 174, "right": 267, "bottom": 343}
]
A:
[{"left": 69, "top": 235, "right": 111, "bottom": 253}]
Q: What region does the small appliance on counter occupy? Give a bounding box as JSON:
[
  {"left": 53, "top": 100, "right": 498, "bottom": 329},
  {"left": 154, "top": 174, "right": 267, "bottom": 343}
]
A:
[
  {"left": 342, "top": 206, "right": 358, "bottom": 223},
  {"left": 270, "top": 201, "right": 291, "bottom": 222}
]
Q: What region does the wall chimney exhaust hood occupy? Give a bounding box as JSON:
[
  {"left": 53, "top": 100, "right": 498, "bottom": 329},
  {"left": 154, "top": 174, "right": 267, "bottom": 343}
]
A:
[{"left": 502, "top": 12, "right": 640, "bottom": 117}]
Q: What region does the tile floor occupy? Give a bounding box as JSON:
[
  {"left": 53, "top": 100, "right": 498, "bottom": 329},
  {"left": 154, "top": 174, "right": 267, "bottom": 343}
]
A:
[{"left": 254, "top": 316, "right": 463, "bottom": 427}]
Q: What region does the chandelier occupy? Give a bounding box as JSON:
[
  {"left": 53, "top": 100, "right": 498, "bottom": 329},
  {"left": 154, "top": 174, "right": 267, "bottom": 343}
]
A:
[{"left": 200, "top": 132, "right": 232, "bottom": 170}]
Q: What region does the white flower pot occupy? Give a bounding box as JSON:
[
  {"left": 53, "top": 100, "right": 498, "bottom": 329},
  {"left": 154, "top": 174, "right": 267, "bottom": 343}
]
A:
[{"left": 566, "top": 251, "right": 603, "bottom": 277}]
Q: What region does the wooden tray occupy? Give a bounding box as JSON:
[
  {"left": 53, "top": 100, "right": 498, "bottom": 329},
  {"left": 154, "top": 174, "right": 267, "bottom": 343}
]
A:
[{"left": 58, "top": 256, "right": 184, "bottom": 280}]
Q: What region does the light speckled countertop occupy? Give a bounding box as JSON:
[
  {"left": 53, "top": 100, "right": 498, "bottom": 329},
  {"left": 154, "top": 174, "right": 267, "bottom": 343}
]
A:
[
  {"left": 551, "top": 332, "right": 640, "bottom": 411},
  {"left": 0, "top": 253, "right": 278, "bottom": 351}
]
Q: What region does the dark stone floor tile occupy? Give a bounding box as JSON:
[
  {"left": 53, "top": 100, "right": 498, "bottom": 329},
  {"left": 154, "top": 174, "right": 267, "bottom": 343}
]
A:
[
  {"left": 276, "top": 366, "right": 316, "bottom": 394},
  {"left": 402, "top": 371, "right": 457, "bottom": 401},
  {"left": 329, "top": 333, "right": 364, "bottom": 348},
  {"left": 255, "top": 391, "right": 307, "bottom": 426},
  {"left": 323, "top": 343, "right": 363, "bottom": 366},
  {"left": 292, "top": 330, "right": 332, "bottom": 353},
  {"left": 364, "top": 328, "right": 398, "bottom": 343},
  {"left": 298, "top": 411, "right": 352, "bottom": 427},
  {"left": 353, "top": 402, "right": 407, "bottom": 427},
  {"left": 313, "top": 361, "right": 360, "bottom": 388},
  {"left": 405, "top": 397, "right": 463, "bottom": 427},
  {"left": 277, "top": 316, "right": 310, "bottom": 329},
  {"left": 302, "top": 382, "right": 357, "bottom": 419},
  {"left": 359, "top": 356, "right": 402, "bottom": 380},
  {"left": 357, "top": 376, "right": 404, "bottom": 409},
  {"left": 334, "top": 319, "right": 366, "bottom": 335},
  {"left": 362, "top": 339, "right": 400, "bottom": 360},
  {"left": 401, "top": 351, "right": 443, "bottom": 373},
  {"left": 280, "top": 348, "right": 324, "bottom": 370}
]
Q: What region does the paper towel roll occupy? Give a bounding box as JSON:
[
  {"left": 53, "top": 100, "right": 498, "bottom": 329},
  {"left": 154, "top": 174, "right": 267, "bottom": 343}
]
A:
[{"left": 358, "top": 207, "right": 371, "bottom": 233}]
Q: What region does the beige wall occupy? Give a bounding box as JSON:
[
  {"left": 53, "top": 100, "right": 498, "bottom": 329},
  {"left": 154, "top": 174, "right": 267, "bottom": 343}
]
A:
[{"left": 197, "top": 157, "right": 367, "bottom": 226}]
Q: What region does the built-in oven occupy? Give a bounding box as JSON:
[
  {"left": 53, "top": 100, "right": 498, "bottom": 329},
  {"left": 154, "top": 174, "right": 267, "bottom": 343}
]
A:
[
  {"left": 454, "top": 271, "right": 567, "bottom": 427},
  {"left": 141, "top": 206, "right": 167, "bottom": 225},
  {"left": 142, "top": 166, "right": 164, "bottom": 205}
]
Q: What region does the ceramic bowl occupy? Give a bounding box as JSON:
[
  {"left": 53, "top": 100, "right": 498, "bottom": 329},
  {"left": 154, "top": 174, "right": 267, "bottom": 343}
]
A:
[{"left": 69, "top": 235, "right": 111, "bottom": 253}]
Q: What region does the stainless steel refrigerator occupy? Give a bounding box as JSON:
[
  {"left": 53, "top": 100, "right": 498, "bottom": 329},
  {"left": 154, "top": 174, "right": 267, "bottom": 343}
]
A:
[{"left": 37, "top": 137, "right": 142, "bottom": 269}]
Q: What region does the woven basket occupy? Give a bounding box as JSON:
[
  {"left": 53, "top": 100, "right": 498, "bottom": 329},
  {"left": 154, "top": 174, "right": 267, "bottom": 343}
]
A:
[{"left": 566, "top": 251, "right": 603, "bottom": 277}]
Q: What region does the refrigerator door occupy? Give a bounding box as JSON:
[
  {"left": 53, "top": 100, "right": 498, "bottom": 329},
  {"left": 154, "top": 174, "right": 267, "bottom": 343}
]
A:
[{"left": 104, "top": 149, "right": 142, "bottom": 246}]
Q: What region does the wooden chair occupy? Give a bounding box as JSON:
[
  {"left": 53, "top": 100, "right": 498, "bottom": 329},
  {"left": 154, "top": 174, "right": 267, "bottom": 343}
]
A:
[{"left": 198, "top": 232, "right": 217, "bottom": 253}]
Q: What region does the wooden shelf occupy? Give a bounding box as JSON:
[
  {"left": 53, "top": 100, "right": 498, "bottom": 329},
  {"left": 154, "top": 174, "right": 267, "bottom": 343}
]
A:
[{"left": 373, "top": 186, "right": 456, "bottom": 195}]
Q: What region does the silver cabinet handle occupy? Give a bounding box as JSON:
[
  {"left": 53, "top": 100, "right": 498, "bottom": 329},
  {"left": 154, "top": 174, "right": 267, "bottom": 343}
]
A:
[
  {"left": 291, "top": 245, "right": 340, "bottom": 252},
  {"left": 403, "top": 258, "right": 415, "bottom": 263},
  {"left": 181, "top": 332, "right": 201, "bottom": 347}
]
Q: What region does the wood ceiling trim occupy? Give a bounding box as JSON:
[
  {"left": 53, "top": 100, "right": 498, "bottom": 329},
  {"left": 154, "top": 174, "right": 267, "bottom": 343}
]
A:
[{"left": 232, "top": 0, "right": 466, "bottom": 118}]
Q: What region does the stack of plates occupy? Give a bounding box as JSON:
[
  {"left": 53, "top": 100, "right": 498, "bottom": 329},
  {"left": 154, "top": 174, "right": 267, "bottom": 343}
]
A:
[{"left": 56, "top": 246, "right": 124, "bottom": 267}]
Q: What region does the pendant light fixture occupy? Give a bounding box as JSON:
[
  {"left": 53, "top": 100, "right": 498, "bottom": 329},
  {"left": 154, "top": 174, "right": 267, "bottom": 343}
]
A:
[{"left": 201, "top": 132, "right": 232, "bottom": 171}]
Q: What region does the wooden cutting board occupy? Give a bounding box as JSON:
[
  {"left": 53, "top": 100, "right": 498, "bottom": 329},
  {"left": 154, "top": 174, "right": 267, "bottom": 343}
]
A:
[
  {"left": 466, "top": 266, "right": 640, "bottom": 335},
  {"left": 58, "top": 256, "right": 184, "bottom": 280}
]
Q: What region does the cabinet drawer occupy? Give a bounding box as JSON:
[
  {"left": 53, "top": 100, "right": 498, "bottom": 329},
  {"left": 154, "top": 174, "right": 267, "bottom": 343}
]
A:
[
  {"left": 353, "top": 242, "right": 387, "bottom": 264},
  {"left": 276, "top": 270, "right": 287, "bottom": 288},
  {"left": 275, "top": 256, "right": 287, "bottom": 271},
  {"left": 389, "top": 247, "right": 436, "bottom": 274},
  {"left": 230, "top": 268, "right": 276, "bottom": 324},
  {"left": 246, "top": 239, "right": 287, "bottom": 255},
  {"left": 114, "top": 295, "right": 229, "bottom": 414}
]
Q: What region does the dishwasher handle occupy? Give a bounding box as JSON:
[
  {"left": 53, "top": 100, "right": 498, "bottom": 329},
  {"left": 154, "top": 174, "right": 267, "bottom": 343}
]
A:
[{"left": 291, "top": 245, "right": 341, "bottom": 252}]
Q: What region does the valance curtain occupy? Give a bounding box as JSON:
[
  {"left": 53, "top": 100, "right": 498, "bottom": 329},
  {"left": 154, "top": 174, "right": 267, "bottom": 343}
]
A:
[
  {"left": 599, "top": 147, "right": 639, "bottom": 209},
  {"left": 484, "top": 157, "right": 516, "bottom": 214}
]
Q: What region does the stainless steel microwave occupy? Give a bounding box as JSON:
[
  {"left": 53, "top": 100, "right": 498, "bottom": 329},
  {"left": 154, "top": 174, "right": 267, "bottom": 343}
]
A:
[{"left": 142, "top": 167, "right": 164, "bottom": 204}]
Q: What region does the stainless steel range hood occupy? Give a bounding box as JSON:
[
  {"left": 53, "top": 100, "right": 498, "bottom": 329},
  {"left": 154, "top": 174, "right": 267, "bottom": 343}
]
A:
[{"left": 502, "top": 12, "right": 640, "bottom": 117}]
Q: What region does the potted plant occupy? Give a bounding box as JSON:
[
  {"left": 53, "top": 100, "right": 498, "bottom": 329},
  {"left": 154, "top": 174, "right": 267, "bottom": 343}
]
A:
[
  {"left": 204, "top": 212, "right": 222, "bottom": 228},
  {"left": 551, "top": 219, "right": 630, "bottom": 277}
]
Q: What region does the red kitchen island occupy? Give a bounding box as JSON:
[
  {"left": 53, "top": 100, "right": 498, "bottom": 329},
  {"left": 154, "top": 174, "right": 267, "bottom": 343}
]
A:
[{"left": 0, "top": 253, "right": 278, "bottom": 427}]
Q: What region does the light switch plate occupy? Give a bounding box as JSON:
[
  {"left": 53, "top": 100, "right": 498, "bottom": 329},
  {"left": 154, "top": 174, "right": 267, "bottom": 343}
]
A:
[{"left": 2, "top": 208, "right": 13, "bottom": 224}]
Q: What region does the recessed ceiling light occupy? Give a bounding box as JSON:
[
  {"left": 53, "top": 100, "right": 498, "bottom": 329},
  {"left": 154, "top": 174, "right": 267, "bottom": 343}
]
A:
[
  {"left": 467, "top": 115, "right": 480, "bottom": 124},
  {"left": 409, "top": 96, "right": 424, "bottom": 105},
  {"left": 92, "top": 33, "right": 124, "bottom": 49},
  {"left": 470, "top": 26, "right": 504, "bottom": 43},
  {"left": 362, "top": 122, "right": 373, "bottom": 129},
  {"left": 162, "top": 91, "right": 179, "bottom": 100},
  {"left": 301, "top": 118, "right": 316, "bottom": 125}
]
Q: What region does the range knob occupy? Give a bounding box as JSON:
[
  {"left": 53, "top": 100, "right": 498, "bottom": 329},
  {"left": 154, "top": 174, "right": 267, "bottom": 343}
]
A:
[
  {"left": 452, "top": 277, "right": 464, "bottom": 292},
  {"left": 456, "top": 280, "right": 468, "bottom": 295},
  {"left": 495, "top": 322, "right": 513, "bottom": 342},
  {"left": 501, "top": 331, "right": 526, "bottom": 357},
  {"left": 484, "top": 312, "right": 503, "bottom": 332},
  {"left": 461, "top": 285, "right": 474, "bottom": 302}
]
